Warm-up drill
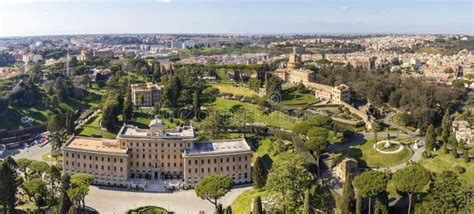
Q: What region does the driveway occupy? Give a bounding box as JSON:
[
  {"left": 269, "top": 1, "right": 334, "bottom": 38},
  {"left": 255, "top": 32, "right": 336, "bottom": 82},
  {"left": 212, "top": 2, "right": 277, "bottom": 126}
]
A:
[
  {"left": 85, "top": 184, "right": 252, "bottom": 214},
  {"left": 2, "top": 143, "right": 51, "bottom": 161}
]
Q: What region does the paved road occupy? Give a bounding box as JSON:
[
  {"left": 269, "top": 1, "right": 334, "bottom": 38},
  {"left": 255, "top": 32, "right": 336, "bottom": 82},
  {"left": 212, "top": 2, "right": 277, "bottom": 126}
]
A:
[
  {"left": 1, "top": 143, "right": 51, "bottom": 161},
  {"left": 85, "top": 184, "right": 252, "bottom": 214}
]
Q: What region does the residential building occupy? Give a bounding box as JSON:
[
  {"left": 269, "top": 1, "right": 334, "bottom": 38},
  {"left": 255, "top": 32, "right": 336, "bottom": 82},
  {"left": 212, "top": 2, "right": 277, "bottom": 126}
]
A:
[
  {"left": 131, "top": 82, "right": 162, "bottom": 107},
  {"left": 274, "top": 49, "right": 315, "bottom": 84}
]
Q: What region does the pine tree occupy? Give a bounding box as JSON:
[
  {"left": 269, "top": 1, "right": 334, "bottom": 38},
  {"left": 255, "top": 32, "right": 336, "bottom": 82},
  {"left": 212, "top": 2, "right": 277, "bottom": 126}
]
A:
[
  {"left": 355, "top": 192, "right": 362, "bottom": 214},
  {"left": 0, "top": 162, "right": 17, "bottom": 213},
  {"left": 440, "top": 109, "right": 451, "bottom": 144},
  {"left": 58, "top": 175, "right": 73, "bottom": 214},
  {"left": 302, "top": 189, "right": 311, "bottom": 214},
  {"left": 373, "top": 198, "right": 388, "bottom": 214},
  {"left": 252, "top": 156, "right": 266, "bottom": 189},
  {"left": 252, "top": 196, "right": 264, "bottom": 214},
  {"left": 341, "top": 176, "right": 355, "bottom": 214},
  {"left": 193, "top": 89, "right": 201, "bottom": 119}
]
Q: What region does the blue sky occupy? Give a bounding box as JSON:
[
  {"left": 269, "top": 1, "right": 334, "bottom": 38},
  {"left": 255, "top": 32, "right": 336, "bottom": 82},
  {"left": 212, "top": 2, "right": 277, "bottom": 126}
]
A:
[{"left": 0, "top": 0, "right": 472, "bottom": 37}]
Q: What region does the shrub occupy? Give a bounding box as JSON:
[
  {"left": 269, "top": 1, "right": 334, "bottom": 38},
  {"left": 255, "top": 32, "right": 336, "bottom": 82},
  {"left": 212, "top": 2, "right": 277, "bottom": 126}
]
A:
[
  {"left": 454, "top": 166, "right": 466, "bottom": 174},
  {"left": 422, "top": 151, "right": 434, "bottom": 159}
]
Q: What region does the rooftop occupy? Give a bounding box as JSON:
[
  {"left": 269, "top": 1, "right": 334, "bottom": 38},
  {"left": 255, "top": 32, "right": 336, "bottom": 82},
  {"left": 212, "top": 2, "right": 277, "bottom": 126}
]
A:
[
  {"left": 131, "top": 82, "right": 161, "bottom": 91},
  {"left": 63, "top": 136, "right": 127, "bottom": 155},
  {"left": 118, "top": 122, "right": 195, "bottom": 139},
  {"left": 184, "top": 138, "right": 252, "bottom": 156}
]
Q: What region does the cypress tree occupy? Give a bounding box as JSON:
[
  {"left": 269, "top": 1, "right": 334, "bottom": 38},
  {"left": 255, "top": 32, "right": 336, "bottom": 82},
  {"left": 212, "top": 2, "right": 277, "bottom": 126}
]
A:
[
  {"left": 252, "top": 196, "right": 264, "bottom": 214},
  {"left": 252, "top": 156, "right": 266, "bottom": 189},
  {"left": 58, "top": 175, "right": 73, "bottom": 214},
  {"left": 424, "top": 125, "right": 437, "bottom": 152},
  {"left": 302, "top": 189, "right": 311, "bottom": 214},
  {"left": 341, "top": 176, "right": 355, "bottom": 214}
]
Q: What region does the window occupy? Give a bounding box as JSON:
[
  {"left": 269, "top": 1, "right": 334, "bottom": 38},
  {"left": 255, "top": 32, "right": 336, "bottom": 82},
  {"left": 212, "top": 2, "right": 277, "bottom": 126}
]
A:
[
  {"left": 66, "top": 153, "right": 69, "bottom": 157},
  {"left": 161, "top": 163, "right": 164, "bottom": 167},
  {"left": 220, "top": 158, "right": 223, "bottom": 163},
  {"left": 114, "top": 158, "right": 116, "bottom": 163},
  {"left": 120, "top": 167, "right": 123, "bottom": 171},
  {"left": 72, "top": 154, "right": 74, "bottom": 158},
  {"left": 107, "top": 166, "right": 110, "bottom": 170},
  {"left": 95, "top": 157, "right": 98, "bottom": 161},
  {"left": 130, "top": 161, "right": 133, "bottom": 166},
  {"left": 149, "top": 154, "right": 151, "bottom": 158},
  {"left": 95, "top": 165, "right": 98, "bottom": 169},
  {"left": 195, "top": 169, "right": 198, "bottom": 173},
  {"left": 208, "top": 168, "right": 210, "bottom": 172},
  {"left": 214, "top": 167, "right": 216, "bottom": 172},
  {"left": 167, "top": 163, "right": 170, "bottom": 167},
  {"left": 245, "top": 156, "right": 248, "bottom": 161},
  {"left": 66, "top": 161, "right": 69, "bottom": 165},
  {"left": 220, "top": 167, "right": 223, "bottom": 171},
  {"left": 89, "top": 164, "right": 92, "bottom": 168},
  {"left": 114, "top": 167, "right": 116, "bottom": 171},
  {"left": 226, "top": 158, "right": 229, "bottom": 162},
  {"left": 233, "top": 157, "right": 235, "bottom": 162},
  {"left": 188, "top": 169, "right": 191, "bottom": 173},
  {"left": 101, "top": 166, "right": 104, "bottom": 170},
  {"left": 174, "top": 154, "right": 176, "bottom": 159},
  {"left": 101, "top": 157, "right": 104, "bottom": 161},
  {"left": 201, "top": 160, "right": 204, "bottom": 164},
  {"left": 239, "top": 157, "right": 241, "bottom": 161},
  {"left": 78, "top": 154, "right": 80, "bottom": 159},
  {"left": 120, "top": 159, "right": 123, "bottom": 163},
  {"left": 89, "top": 156, "right": 92, "bottom": 160},
  {"left": 136, "top": 162, "right": 139, "bottom": 166},
  {"left": 174, "top": 163, "right": 176, "bottom": 167},
  {"left": 214, "top": 159, "right": 217, "bottom": 164},
  {"left": 167, "top": 155, "right": 170, "bottom": 159},
  {"left": 201, "top": 168, "right": 204, "bottom": 172},
  {"left": 131, "top": 142, "right": 133, "bottom": 146},
  {"left": 188, "top": 160, "right": 191, "bottom": 165},
  {"left": 226, "top": 166, "right": 229, "bottom": 171},
  {"left": 143, "top": 154, "right": 145, "bottom": 158},
  {"left": 208, "top": 159, "right": 210, "bottom": 164}
]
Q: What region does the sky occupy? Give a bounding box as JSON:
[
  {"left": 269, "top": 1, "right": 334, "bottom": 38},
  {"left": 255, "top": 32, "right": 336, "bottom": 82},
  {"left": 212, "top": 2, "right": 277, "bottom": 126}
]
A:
[{"left": 0, "top": 0, "right": 472, "bottom": 37}]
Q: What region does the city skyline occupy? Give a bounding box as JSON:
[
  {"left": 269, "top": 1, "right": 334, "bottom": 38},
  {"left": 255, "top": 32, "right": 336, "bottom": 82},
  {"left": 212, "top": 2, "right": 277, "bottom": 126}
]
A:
[{"left": 1, "top": 0, "right": 473, "bottom": 37}]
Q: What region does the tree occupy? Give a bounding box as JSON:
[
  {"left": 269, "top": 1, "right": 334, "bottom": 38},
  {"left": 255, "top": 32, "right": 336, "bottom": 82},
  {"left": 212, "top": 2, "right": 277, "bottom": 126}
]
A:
[
  {"left": 68, "top": 173, "right": 93, "bottom": 209},
  {"left": 418, "top": 171, "right": 473, "bottom": 213},
  {"left": 195, "top": 175, "right": 233, "bottom": 208},
  {"left": 163, "top": 76, "right": 182, "bottom": 109},
  {"left": 122, "top": 86, "right": 133, "bottom": 122},
  {"left": 4, "top": 156, "right": 17, "bottom": 171},
  {"left": 265, "top": 76, "right": 283, "bottom": 101},
  {"left": 252, "top": 156, "right": 267, "bottom": 189},
  {"left": 355, "top": 192, "right": 362, "bottom": 214},
  {"left": 200, "top": 110, "right": 230, "bottom": 139},
  {"left": 17, "top": 158, "right": 32, "bottom": 180},
  {"left": 424, "top": 124, "right": 436, "bottom": 152},
  {"left": 440, "top": 109, "right": 451, "bottom": 144},
  {"left": 102, "top": 98, "right": 119, "bottom": 131},
  {"left": 65, "top": 111, "right": 75, "bottom": 135},
  {"left": 373, "top": 198, "right": 388, "bottom": 214},
  {"left": 353, "top": 171, "right": 389, "bottom": 214},
  {"left": 302, "top": 189, "right": 311, "bottom": 214},
  {"left": 193, "top": 89, "right": 201, "bottom": 119},
  {"left": 29, "top": 160, "right": 49, "bottom": 176},
  {"left": 392, "top": 164, "right": 430, "bottom": 214},
  {"left": 305, "top": 127, "right": 330, "bottom": 176},
  {"left": 0, "top": 162, "right": 17, "bottom": 213},
  {"left": 48, "top": 114, "right": 65, "bottom": 150},
  {"left": 214, "top": 203, "right": 224, "bottom": 214},
  {"left": 341, "top": 176, "right": 355, "bottom": 214},
  {"left": 58, "top": 175, "right": 73, "bottom": 214},
  {"left": 253, "top": 196, "right": 264, "bottom": 214},
  {"left": 23, "top": 178, "right": 47, "bottom": 204},
  {"left": 45, "top": 165, "right": 61, "bottom": 203},
  {"left": 266, "top": 152, "right": 313, "bottom": 212}
]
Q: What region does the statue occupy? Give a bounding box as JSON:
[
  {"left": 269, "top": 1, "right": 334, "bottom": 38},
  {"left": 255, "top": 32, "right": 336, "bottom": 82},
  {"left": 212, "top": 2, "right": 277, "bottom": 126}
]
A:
[{"left": 385, "top": 129, "right": 391, "bottom": 148}]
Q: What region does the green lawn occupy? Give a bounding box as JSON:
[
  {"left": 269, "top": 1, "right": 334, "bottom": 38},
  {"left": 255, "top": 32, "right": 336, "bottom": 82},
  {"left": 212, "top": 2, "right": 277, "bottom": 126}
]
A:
[
  {"left": 332, "top": 138, "right": 414, "bottom": 168},
  {"left": 213, "top": 84, "right": 257, "bottom": 97},
  {"left": 41, "top": 152, "right": 63, "bottom": 162},
  {"left": 231, "top": 189, "right": 270, "bottom": 214},
  {"left": 280, "top": 90, "right": 319, "bottom": 107},
  {"left": 76, "top": 113, "right": 118, "bottom": 139},
  {"left": 419, "top": 150, "right": 474, "bottom": 185},
  {"left": 127, "top": 206, "right": 169, "bottom": 214},
  {"left": 208, "top": 98, "right": 297, "bottom": 130}
]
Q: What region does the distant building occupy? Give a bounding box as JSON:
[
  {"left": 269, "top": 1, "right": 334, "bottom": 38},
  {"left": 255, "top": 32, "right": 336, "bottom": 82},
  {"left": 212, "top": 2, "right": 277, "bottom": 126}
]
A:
[
  {"left": 334, "top": 157, "right": 359, "bottom": 182},
  {"left": 131, "top": 82, "right": 162, "bottom": 107},
  {"left": 274, "top": 48, "right": 315, "bottom": 84},
  {"left": 62, "top": 121, "right": 252, "bottom": 188},
  {"left": 452, "top": 120, "right": 474, "bottom": 147},
  {"left": 308, "top": 83, "right": 351, "bottom": 104},
  {"left": 22, "top": 53, "right": 42, "bottom": 63},
  {"left": 77, "top": 50, "right": 92, "bottom": 61}
]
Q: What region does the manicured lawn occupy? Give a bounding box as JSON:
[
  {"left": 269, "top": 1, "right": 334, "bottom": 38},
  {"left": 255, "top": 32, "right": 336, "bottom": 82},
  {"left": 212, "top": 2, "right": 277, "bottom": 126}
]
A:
[
  {"left": 280, "top": 90, "right": 319, "bottom": 107},
  {"left": 127, "top": 206, "right": 169, "bottom": 214},
  {"left": 41, "top": 152, "right": 63, "bottom": 162},
  {"left": 208, "top": 98, "right": 297, "bottom": 130},
  {"left": 213, "top": 84, "right": 257, "bottom": 97},
  {"left": 332, "top": 138, "right": 414, "bottom": 168},
  {"left": 231, "top": 189, "right": 270, "bottom": 214},
  {"left": 76, "top": 113, "right": 118, "bottom": 139},
  {"left": 419, "top": 150, "right": 474, "bottom": 185}
]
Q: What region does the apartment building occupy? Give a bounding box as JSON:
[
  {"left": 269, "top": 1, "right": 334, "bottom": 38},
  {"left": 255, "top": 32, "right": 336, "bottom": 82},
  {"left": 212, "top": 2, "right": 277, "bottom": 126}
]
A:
[
  {"left": 62, "top": 119, "right": 252, "bottom": 188},
  {"left": 131, "top": 82, "right": 162, "bottom": 107}
]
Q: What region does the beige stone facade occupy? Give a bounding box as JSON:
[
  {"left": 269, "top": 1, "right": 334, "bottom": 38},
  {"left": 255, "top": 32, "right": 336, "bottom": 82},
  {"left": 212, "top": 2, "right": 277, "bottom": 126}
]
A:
[
  {"left": 131, "top": 82, "right": 162, "bottom": 107},
  {"left": 62, "top": 120, "right": 252, "bottom": 188},
  {"left": 274, "top": 51, "right": 315, "bottom": 84},
  {"left": 334, "top": 157, "right": 359, "bottom": 182}
]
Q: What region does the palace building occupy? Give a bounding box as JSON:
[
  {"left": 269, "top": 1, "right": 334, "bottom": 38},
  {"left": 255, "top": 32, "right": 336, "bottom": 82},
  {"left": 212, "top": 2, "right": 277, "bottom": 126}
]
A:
[
  {"left": 274, "top": 48, "right": 315, "bottom": 84},
  {"left": 131, "top": 82, "right": 162, "bottom": 107},
  {"left": 62, "top": 119, "right": 252, "bottom": 189}
]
